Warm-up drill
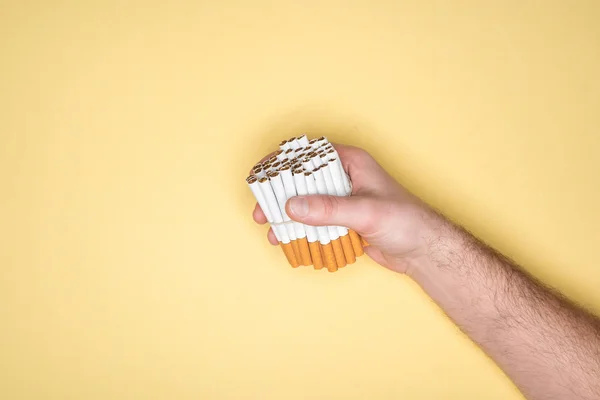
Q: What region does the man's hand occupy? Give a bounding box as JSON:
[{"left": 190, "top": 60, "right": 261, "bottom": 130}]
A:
[
  {"left": 251, "top": 143, "right": 600, "bottom": 400},
  {"left": 252, "top": 143, "right": 440, "bottom": 274}
]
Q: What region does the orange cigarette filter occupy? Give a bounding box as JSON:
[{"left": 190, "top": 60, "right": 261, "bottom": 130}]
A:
[
  {"left": 308, "top": 241, "right": 324, "bottom": 269},
  {"left": 280, "top": 242, "right": 299, "bottom": 267},
  {"left": 321, "top": 243, "right": 338, "bottom": 272},
  {"left": 348, "top": 229, "right": 364, "bottom": 257},
  {"left": 290, "top": 239, "right": 301, "bottom": 268},
  {"left": 297, "top": 237, "right": 312, "bottom": 266},
  {"left": 340, "top": 234, "right": 356, "bottom": 264},
  {"left": 331, "top": 238, "right": 347, "bottom": 268}
]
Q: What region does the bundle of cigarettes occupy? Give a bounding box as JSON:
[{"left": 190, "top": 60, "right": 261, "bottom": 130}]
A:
[{"left": 246, "top": 135, "right": 366, "bottom": 272}]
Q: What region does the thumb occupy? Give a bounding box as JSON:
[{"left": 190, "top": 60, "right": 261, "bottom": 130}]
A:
[{"left": 285, "top": 195, "right": 375, "bottom": 233}]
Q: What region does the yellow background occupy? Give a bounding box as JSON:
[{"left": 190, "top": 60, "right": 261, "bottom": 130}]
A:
[{"left": 1, "top": 1, "right": 599, "bottom": 399}]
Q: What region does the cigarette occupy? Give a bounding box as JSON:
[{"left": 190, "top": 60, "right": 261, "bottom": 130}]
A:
[
  {"left": 313, "top": 166, "right": 345, "bottom": 270},
  {"left": 297, "top": 134, "right": 310, "bottom": 147},
  {"left": 267, "top": 171, "right": 299, "bottom": 260},
  {"left": 258, "top": 176, "right": 292, "bottom": 242},
  {"left": 326, "top": 157, "right": 345, "bottom": 196},
  {"left": 294, "top": 170, "right": 323, "bottom": 269},
  {"left": 348, "top": 229, "right": 364, "bottom": 257},
  {"left": 316, "top": 136, "right": 328, "bottom": 147},
  {"left": 255, "top": 176, "right": 299, "bottom": 267},
  {"left": 287, "top": 136, "right": 301, "bottom": 150},
  {"left": 274, "top": 149, "right": 286, "bottom": 162},
  {"left": 311, "top": 154, "right": 323, "bottom": 169},
  {"left": 322, "top": 153, "right": 363, "bottom": 258},
  {"left": 320, "top": 163, "right": 346, "bottom": 233},
  {"left": 326, "top": 148, "right": 351, "bottom": 195},
  {"left": 280, "top": 165, "right": 312, "bottom": 266},
  {"left": 308, "top": 138, "right": 320, "bottom": 150},
  {"left": 305, "top": 171, "right": 334, "bottom": 270},
  {"left": 284, "top": 148, "right": 295, "bottom": 161},
  {"left": 247, "top": 175, "right": 276, "bottom": 234},
  {"left": 321, "top": 242, "right": 337, "bottom": 272},
  {"left": 254, "top": 168, "right": 267, "bottom": 179},
  {"left": 302, "top": 156, "right": 315, "bottom": 171},
  {"left": 280, "top": 139, "right": 290, "bottom": 151},
  {"left": 340, "top": 234, "right": 356, "bottom": 264},
  {"left": 320, "top": 162, "right": 354, "bottom": 267},
  {"left": 269, "top": 161, "right": 281, "bottom": 171}
]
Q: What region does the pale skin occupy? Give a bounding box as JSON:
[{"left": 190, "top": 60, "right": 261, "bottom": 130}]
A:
[{"left": 252, "top": 144, "right": 600, "bottom": 400}]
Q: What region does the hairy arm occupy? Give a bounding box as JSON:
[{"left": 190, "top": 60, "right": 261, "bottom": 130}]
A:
[
  {"left": 410, "top": 214, "right": 600, "bottom": 400},
  {"left": 255, "top": 144, "right": 600, "bottom": 399}
]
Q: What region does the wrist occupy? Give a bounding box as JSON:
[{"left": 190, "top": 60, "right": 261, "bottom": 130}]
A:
[
  {"left": 405, "top": 207, "right": 478, "bottom": 288},
  {"left": 372, "top": 199, "right": 447, "bottom": 275},
  {"left": 402, "top": 205, "right": 453, "bottom": 278}
]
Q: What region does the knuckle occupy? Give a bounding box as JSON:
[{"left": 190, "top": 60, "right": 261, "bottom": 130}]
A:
[
  {"left": 355, "top": 147, "right": 372, "bottom": 161},
  {"left": 356, "top": 147, "right": 369, "bottom": 157},
  {"left": 358, "top": 198, "right": 385, "bottom": 233},
  {"left": 351, "top": 148, "right": 374, "bottom": 170},
  {"left": 320, "top": 196, "right": 339, "bottom": 218}
]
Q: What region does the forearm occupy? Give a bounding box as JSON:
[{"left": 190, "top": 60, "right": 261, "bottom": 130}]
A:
[
  {"left": 409, "top": 212, "right": 600, "bottom": 400},
  {"left": 273, "top": 144, "right": 600, "bottom": 398}
]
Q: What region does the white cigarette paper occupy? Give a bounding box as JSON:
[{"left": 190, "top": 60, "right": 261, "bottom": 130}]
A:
[
  {"left": 297, "top": 134, "right": 310, "bottom": 147},
  {"left": 302, "top": 157, "right": 314, "bottom": 171},
  {"left": 280, "top": 140, "right": 290, "bottom": 152},
  {"left": 313, "top": 167, "right": 340, "bottom": 241},
  {"left": 327, "top": 157, "right": 346, "bottom": 196},
  {"left": 311, "top": 155, "right": 323, "bottom": 169},
  {"left": 284, "top": 149, "right": 295, "bottom": 161},
  {"left": 304, "top": 172, "right": 330, "bottom": 244},
  {"left": 258, "top": 178, "right": 290, "bottom": 243},
  {"left": 317, "top": 136, "right": 329, "bottom": 147},
  {"left": 326, "top": 149, "right": 351, "bottom": 195},
  {"left": 268, "top": 173, "right": 297, "bottom": 241},
  {"left": 293, "top": 172, "right": 319, "bottom": 243},
  {"left": 321, "top": 163, "right": 349, "bottom": 236},
  {"left": 247, "top": 178, "right": 281, "bottom": 242},
  {"left": 276, "top": 151, "right": 287, "bottom": 162},
  {"left": 288, "top": 137, "right": 300, "bottom": 150},
  {"left": 280, "top": 167, "right": 306, "bottom": 239}
]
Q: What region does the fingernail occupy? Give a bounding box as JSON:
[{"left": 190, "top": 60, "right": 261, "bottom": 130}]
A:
[{"left": 289, "top": 197, "right": 309, "bottom": 217}]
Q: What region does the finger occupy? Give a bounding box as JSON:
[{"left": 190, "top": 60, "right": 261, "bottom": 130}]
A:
[
  {"left": 329, "top": 144, "right": 382, "bottom": 195},
  {"left": 253, "top": 203, "right": 268, "bottom": 224},
  {"left": 331, "top": 143, "right": 399, "bottom": 197},
  {"left": 285, "top": 195, "right": 377, "bottom": 234},
  {"left": 330, "top": 143, "right": 371, "bottom": 173},
  {"left": 267, "top": 228, "right": 278, "bottom": 245}
]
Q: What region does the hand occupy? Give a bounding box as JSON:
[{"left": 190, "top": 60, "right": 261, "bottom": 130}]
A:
[{"left": 252, "top": 144, "right": 441, "bottom": 274}]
